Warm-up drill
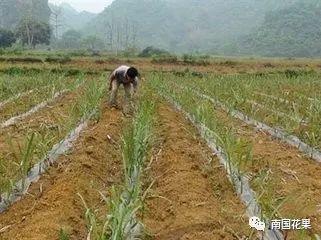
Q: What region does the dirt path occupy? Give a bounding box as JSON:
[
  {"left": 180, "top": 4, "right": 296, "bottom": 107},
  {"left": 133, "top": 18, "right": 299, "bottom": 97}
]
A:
[
  {"left": 0, "top": 106, "right": 124, "bottom": 240},
  {"left": 143, "top": 103, "right": 251, "bottom": 240}
]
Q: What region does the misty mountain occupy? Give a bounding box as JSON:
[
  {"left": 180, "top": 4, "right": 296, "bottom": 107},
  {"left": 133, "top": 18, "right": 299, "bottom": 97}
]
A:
[
  {"left": 49, "top": 2, "right": 97, "bottom": 37},
  {"left": 0, "top": 0, "right": 51, "bottom": 29},
  {"left": 239, "top": 0, "right": 321, "bottom": 57},
  {"left": 84, "top": 0, "right": 295, "bottom": 53}
]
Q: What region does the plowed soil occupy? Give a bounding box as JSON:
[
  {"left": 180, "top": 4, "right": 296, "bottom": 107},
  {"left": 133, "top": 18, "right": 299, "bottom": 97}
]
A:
[
  {"left": 143, "top": 103, "right": 251, "bottom": 239},
  {"left": 210, "top": 100, "right": 321, "bottom": 238},
  {"left": 0, "top": 106, "right": 124, "bottom": 239},
  {"left": 1, "top": 80, "right": 320, "bottom": 240}
]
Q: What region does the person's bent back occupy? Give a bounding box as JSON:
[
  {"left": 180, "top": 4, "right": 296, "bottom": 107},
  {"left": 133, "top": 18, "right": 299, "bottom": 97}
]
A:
[{"left": 108, "top": 65, "right": 139, "bottom": 108}]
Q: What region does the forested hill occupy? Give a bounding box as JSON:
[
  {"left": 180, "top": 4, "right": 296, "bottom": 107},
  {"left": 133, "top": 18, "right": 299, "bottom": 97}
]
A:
[
  {"left": 84, "top": 0, "right": 295, "bottom": 53},
  {"left": 0, "top": 0, "right": 51, "bottom": 29},
  {"left": 49, "top": 3, "right": 97, "bottom": 35},
  {"left": 238, "top": 1, "right": 321, "bottom": 57}
]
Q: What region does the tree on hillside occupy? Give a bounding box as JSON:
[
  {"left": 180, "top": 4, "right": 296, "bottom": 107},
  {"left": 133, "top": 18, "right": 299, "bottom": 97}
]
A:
[
  {"left": 101, "top": 13, "right": 138, "bottom": 53},
  {"left": 50, "top": 6, "right": 63, "bottom": 39},
  {"left": 15, "top": 18, "right": 51, "bottom": 48},
  {"left": 59, "top": 29, "right": 82, "bottom": 49},
  {"left": 0, "top": 29, "right": 16, "bottom": 48},
  {"left": 81, "top": 35, "right": 105, "bottom": 50},
  {"left": 239, "top": 0, "right": 321, "bottom": 57},
  {"left": 0, "top": 0, "right": 51, "bottom": 30}
]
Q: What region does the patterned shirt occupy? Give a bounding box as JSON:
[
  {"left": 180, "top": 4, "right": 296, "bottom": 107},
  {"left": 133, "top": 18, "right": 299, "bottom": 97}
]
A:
[{"left": 110, "top": 65, "right": 138, "bottom": 88}]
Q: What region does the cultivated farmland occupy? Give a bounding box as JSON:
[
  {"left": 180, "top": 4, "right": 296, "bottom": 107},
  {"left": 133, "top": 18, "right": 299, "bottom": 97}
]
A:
[{"left": 0, "top": 55, "right": 320, "bottom": 240}]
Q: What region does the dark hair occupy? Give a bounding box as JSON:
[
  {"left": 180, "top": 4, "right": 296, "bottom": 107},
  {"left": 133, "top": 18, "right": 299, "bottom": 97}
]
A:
[{"left": 127, "top": 67, "right": 139, "bottom": 79}]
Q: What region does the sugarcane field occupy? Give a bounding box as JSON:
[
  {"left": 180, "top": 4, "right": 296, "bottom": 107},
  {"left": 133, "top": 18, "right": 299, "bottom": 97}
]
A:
[{"left": 0, "top": 1, "right": 321, "bottom": 240}]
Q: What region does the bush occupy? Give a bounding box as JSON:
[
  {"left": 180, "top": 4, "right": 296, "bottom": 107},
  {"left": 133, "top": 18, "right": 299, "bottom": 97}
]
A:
[
  {"left": 0, "top": 67, "right": 41, "bottom": 75},
  {"left": 121, "top": 47, "right": 139, "bottom": 57},
  {"left": 68, "top": 50, "right": 88, "bottom": 57},
  {"left": 182, "top": 54, "right": 210, "bottom": 66},
  {"left": 139, "top": 46, "right": 170, "bottom": 57},
  {"left": 0, "top": 57, "right": 43, "bottom": 63},
  {"left": 0, "top": 29, "right": 16, "bottom": 48},
  {"left": 283, "top": 69, "right": 315, "bottom": 78}
]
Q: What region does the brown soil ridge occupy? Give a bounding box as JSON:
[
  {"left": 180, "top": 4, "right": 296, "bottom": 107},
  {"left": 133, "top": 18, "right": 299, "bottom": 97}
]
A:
[
  {"left": 143, "top": 103, "right": 251, "bottom": 240},
  {"left": 0, "top": 106, "right": 124, "bottom": 240}
]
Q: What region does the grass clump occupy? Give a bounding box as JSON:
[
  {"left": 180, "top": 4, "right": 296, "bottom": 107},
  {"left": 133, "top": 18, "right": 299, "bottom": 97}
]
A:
[
  {"left": 58, "top": 229, "right": 70, "bottom": 240},
  {"left": 73, "top": 76, "right": 106, "bottom": 120}
]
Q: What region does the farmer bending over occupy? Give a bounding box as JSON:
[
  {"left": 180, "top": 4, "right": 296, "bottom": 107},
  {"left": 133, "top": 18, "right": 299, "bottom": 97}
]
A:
[{"left": 108, "top": 65, "right": 139, "bottom": 107}]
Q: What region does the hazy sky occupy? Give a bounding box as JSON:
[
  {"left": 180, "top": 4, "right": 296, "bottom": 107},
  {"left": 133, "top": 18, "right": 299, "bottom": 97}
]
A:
[{"left": 48, "top": 0, "right": 114, "bottom": 13}]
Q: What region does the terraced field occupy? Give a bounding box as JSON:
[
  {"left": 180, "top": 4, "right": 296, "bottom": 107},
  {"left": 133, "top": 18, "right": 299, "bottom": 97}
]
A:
[{"left": 0, "top": 56, "right": 320, "bottom": 240}]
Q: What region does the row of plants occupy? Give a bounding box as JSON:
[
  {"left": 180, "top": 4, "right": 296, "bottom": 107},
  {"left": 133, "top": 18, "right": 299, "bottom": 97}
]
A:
[
  {"left": 0, "top": 76, "right": 106, "bottom": 205},
  {"left": 164, "top": 71, "right": 321, "bottom": 150},
  {"left": 0, "top": 76, "right": 85, "bottom": 124},
  {"left": 148, "top": 72, "right": 317, "bottom": 239},
  {"left": 81, "top": 89, "right": 155, "bottom": 240},
  {"left": 0, "top": 71, "right": 73, "bottom": 102}
]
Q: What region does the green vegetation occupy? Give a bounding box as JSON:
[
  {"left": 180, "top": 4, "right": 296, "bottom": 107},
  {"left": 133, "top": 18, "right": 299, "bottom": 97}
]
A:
[
  {"left": 84, "top": 0, "right": 293, "bottom": 54},
  {"left": 240, "top": 0, "right": 321, "bottom": 57},
  {"left": 0, "top": 71, "right": 66, "bottom": 101},
  {"left": 149, "top": 73, "right": 253, "bottom": 177},
  {"left": 58, "top": 229, "right": 70, "bottom": 240},
  {"left": 159, "top": 71, "right": 321, "bottom": 149},
  {"left": 49, "top": 2, "right": 96, "bottom": 35},
  {"left": 0, "top": 72, "right": 106, "bottom": 202},
  {"left": 82, "top": 90, "right": 155, "bottom": 240},
  {"left": 148, "top": 72, "right": 318, "bottom": 238},
  {"left": 0, "top": 0, "right": 50, "bottom": 30},
  {"left": 56, "top": 29, "right": 104, "bottom": 51},
  {"left": 15, "top": 18, "right": 51, "bottom": 48},
  {"left": 1, "top": 0, "right": 321, "bottom": 57},
  {"left": 138, "top": 46, "right": 170, "bottom": 58},
  {"left": 0, "top": 29, "right": 16, "bottom": 48}
]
